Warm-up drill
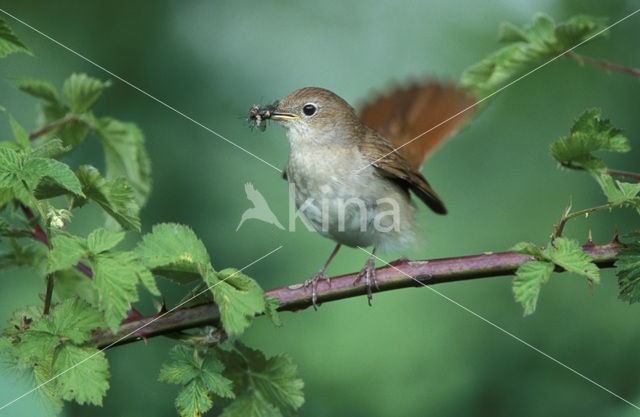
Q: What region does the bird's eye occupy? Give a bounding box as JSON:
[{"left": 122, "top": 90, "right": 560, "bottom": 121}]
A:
[{"left": 302, "top": 104, "right": 317, "bottom": 116}]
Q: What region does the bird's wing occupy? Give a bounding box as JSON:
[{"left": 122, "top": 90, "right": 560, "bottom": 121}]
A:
[
  {"left": 358, "top": 128, "right": 447, "bottom": 215},
  {"left": 358, "top": 81, "right": 475, "bottom": 171}
]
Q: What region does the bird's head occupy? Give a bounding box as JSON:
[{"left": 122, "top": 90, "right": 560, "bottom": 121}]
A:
[{"left": 270, "top": 87, "right": 361, "bottom": 145}]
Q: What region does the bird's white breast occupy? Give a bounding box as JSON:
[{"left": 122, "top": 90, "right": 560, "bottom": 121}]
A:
[{"left": 286, "top": 142, "right": 416, "bottom": 251}]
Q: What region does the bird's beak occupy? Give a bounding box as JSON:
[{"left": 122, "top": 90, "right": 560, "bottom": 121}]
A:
[{"left": 270, "top": 111, "right": 300, "bottom": 121}]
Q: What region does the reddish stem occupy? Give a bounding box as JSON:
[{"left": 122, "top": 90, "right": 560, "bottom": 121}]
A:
[{"left": 567, "top": 51, "right": 640, "bottom": 80}]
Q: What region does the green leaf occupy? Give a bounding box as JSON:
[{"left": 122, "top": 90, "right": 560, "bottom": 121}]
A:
[
  {"left": 0, "top": 18, "right": 32, "bottom": 57},
  {"left": 616, "top": 242, "right": 640, "bottom": 304},
  {"left": 159, "top": 345, "right": 201, "bottom": 385},
  {"left": 52, "top": 342, "right": 109, "bottom": 406},
  {"left": 136, "top": 223, "right": 210, "bottom": 283},
  {"left": 160, "top": 344, "right": 234, "bottom": 417},
  {"left": 97, "top": 117, "right": 152, "bottom": 207},
  {"left": 31, "top": 139, "right": 70, "bottom": 159},
  {"left": 551, "top": 237, "right": 600, "bottom": 282},
  {"left": 175, "top": 379, "right": 213, "bottom": 417},
  {"left": 76, "top": 165, "right": 140, "bottom": 231},
  {"left": 264, "top": 297, "right": 282, "bottom": 327},
  {"left": 15, "top": 330, "right": 60, "bottom": 363},
  {"left": 207, "top": 268, "right": 266, "bottom": 335},
  {"left": 513, "top": 261, "right": 554, "bottom": 315},
  {"left": 41, "top": 298, "right": 106, "bottom": 343},
  {"left": 53, "top": 269, "right": 98, "bottom": 305},
  {"left": 40, "top": 103, "right": 91, "bottom": 147},
  {"left": 223, "top": 342, "right": 304, "bottom": 415},
  {"left": 510, "top": 241, "right": 546, "bottom": 258},
  {"left": 240, "top": 346, "right": 304, "bottom": 415},
  {"left": 9, "top": 78, "right": 60, "bottom": 104},
  {"left": 461, "top": 14, "right": 607, "bottom": 98},
  {"left": 551, "top": 109, "right": 629, "bottom": 170},
  {"left": 8, "top": 114, "right": 30, "bottom": 150},
  {"left": 0, "top": 341, "right": 64, "bottom": 416},
  {"left": 220, "top": 391, "right": 282, "bottom": 417},
  {"left": 62, "top": 73, "right": 107, "bottom": 114},
  {"left": 0, "top": 146, "right": 24, "bottom": 190},
  {"left": 87, "top": 228, "right": 125, "bottom": 254},
  {"left": 91, "top": 254, "right": 141, "bottom": 331},
  {"left": 47, "top": 233, "right": 87, "bottom": 273},
  {"left": 24, "top": 157, "right": 85, "bottom": 197}
]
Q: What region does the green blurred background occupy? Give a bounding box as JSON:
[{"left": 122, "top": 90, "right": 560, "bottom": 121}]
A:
[{"left": 1, "top": 0, "right": 639, "bottom": 416}]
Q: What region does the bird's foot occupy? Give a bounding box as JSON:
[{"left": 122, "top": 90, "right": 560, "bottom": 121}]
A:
[
  {"left": 304, "top": 271, "right": 331, "bottom": 310},
  {"left": 353, "top": 256, "right": 378, "bottom": 306}
]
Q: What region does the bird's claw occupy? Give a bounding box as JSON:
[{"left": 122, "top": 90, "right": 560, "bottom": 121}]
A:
[
  {"left": 304, "top": 271, "right": 330, "bottom": 310},
  {"left": 353, "top": 257, "right": 378, "bottom": 306}
]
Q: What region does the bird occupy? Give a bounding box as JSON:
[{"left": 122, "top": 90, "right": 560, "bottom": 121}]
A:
[
  {"left": 255, "top": 82, "right": 474, "bottom": 306},
  {"left": 236, "top": 182, "right": 285, "bottom": 231}
]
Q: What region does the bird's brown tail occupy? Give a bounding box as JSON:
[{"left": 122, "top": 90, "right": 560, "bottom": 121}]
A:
[{"left": 359, "top": 81, "right": 476, "bottom": 171}]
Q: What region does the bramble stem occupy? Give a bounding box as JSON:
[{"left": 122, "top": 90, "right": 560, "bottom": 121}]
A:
[
  {"left": 567, "top": 51, "right": 640, "bottom": 80},
  {"left": 28, "top": 114, "right": 84, "bottom": 141},
  {"left": 553, "top": 202, "right": 623, "bottom": 240},
  {"left": 90, "top": 242, "right": 623, "bottom": 349}
]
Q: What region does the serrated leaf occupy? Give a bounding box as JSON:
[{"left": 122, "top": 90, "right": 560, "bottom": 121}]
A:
[
  {"left": 615, "top": 181, "right": 640, "bottom": 200},
  {"left": 87, "top": 228, "right": 125, "bottom": 254},
  {"left": 9, "top": 78, "right": 60, "bottom": 104},
  {"left": 23, "top": 157, "right": 84, "bottom": 197},
  {"left": 461, "top": 14, "right": 607, "bottom": 98},
  {"left": 510, "top": 241, "right": 546, "bottom": 258},
  {"left": 62, "top": 73, "right": 106, "bottom": 114},
  {"left": 159, "top": 345, "right": 201, "bottom": 385},
  {"left": 175, "top": 379, "right": 212, "bottom": 417},
  {"left": 0, "top": 146, "right": 24, "bottom": 190},
  {"left": 136, "top": 223, "right": 210, "bottom": 283},
  {"left": 41, "top": 298, "right": 106, "bottom": 343},
  {"left": 0, "top": 342, "right": 63, "bottom": 416},
  {"left": 0, "top": 18, "right": 32, "bottom": 57},
  {"left": 91, "top": 255, "right": 140, "bottom": 331},
  {"left": 15, "top": 330, "right": 60, "bottom": 363},
  {"left": 30, "top": 139, "right": 70, "bottom": 159},
  {"left": 616, "top": 242, "right": 640, "bottom": 304},
  {"left": 160, "top": 344, "right": 234, "bottom": 417},
  {"left": 8, "top": 114, "right": 30, "bottom": 150},
  {"left": 513, "top": 261, "right": 554, "bottom": 315},
  {"left": 47, "top": 233, "right": 87, "bottom": 273},
  {"left": 498, "top": 22, "right": 528, "bottom": 42},
  {"left": 53, "top": 269, "right": 98, "bottom": 305},
  {"left": 207, "top": 269, "right": 266, "bottom": 335},
  {"left": 76, "top": 165, "right": 140, "bottom": 231},
  {"left": 551, "top": 237, "right": 600, "bottom": 282},
  {"left": 264, "top": 297, "right": 281, "bottom": 327},
  {"left": 220, "top": 391, "right": 282, "bottom": 417},
  {"left": 52, "top": 342, "right": 109, "bottom": 406},
  {"left": 97, "top": 117, "right": 152, "bottom": 207},
  {"left": 229, "top": 342, "right": 304, "bottom": 415}
]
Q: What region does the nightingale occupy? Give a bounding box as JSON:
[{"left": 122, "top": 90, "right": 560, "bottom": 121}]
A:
[{"left": 252, "top": 83, "right": 474, "bottom": 306}]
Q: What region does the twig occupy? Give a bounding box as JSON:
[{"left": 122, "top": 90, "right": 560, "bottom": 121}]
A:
[
  {"left": 553, "top": 202, "right": 622, "bottom": 240},
  {"left": 28, "top": 114, "right": 83, "bottom": 141},
  {"left": 560, "top": 162, "right": 640, "bottom": 183},
  {"left": 90, "top": 241, "right": 623, "bottom": 349},
  {"left": 607, "top": 169, "right": 640, "bottom": 183},
  {"left": 567, "top": 51, "right": 640, "bottom": 79}
]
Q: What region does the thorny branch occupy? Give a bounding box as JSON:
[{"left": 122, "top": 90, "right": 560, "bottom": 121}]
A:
[{"left": 90, "top": 241, "right": 623, "bottom": 349}]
